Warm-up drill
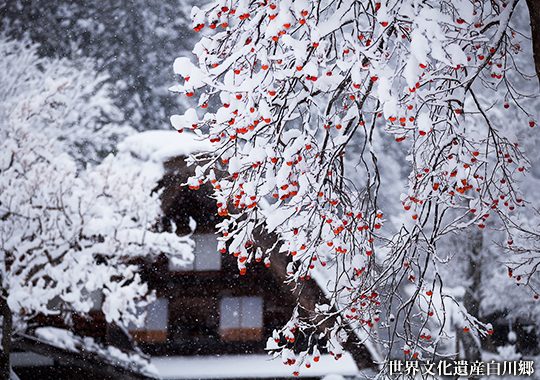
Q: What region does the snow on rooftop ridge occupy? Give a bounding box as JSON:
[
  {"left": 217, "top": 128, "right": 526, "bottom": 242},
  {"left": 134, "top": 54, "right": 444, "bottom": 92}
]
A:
[
  {"left": 35, "top": 327, "right": 78, "bottom": 352},
  {"left": 33, "top": 327, "right": 159, "bottom": 377},
  {"left": 118, "top": 130, "right": 213, "bottom": 163}
]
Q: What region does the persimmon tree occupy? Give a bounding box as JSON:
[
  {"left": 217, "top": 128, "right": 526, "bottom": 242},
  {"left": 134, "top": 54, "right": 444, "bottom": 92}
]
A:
[{"left": 171, "top": 0, "right": 539, "bottom": 375}]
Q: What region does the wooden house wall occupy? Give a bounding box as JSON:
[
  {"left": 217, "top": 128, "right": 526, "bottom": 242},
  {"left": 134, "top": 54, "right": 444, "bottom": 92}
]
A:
[{"left": 136, "top": 253, "right": 297, "bottom": 356}]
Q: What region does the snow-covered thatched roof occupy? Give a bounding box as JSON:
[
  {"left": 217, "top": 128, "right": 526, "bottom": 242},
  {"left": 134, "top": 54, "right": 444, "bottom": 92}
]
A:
[{"left": 117, "top": 130, "right": 212, "bottom": 163}]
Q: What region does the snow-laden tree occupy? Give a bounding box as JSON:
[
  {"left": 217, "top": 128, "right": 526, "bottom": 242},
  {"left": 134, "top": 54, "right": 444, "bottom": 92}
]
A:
[
  {"left": 0, "top": 36, "right": 193, "bottom": 378},
  {"left": 171, "top": 0, "right": 540, "bottom": 375}
]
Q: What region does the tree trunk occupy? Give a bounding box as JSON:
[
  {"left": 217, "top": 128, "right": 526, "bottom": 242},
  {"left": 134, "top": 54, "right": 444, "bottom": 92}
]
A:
[
  {"left": 0, "top": 291, "right": 12, "bottom": 380},
  {"left": 463, "top": 231, "right": 482, "bottom": 323},
  {"left": 455, "top": 231, "right": 483, "bottom": 379},
  {"left": 526, "top": 0, "right": 540, "bottom": 88},
  {"left": 455, "top": 327, "right": 482, "bottom": 380}
]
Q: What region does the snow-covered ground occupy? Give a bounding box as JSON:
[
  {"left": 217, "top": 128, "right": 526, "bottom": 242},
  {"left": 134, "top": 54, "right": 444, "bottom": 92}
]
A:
[{"left": 151, "top": 353, "right": 359, "bottom": 379}]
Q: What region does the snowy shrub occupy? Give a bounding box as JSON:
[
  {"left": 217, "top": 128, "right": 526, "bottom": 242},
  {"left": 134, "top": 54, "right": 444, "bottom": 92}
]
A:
[{"left": 0, "top": 35, "right": 193, "bottom": 374}]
